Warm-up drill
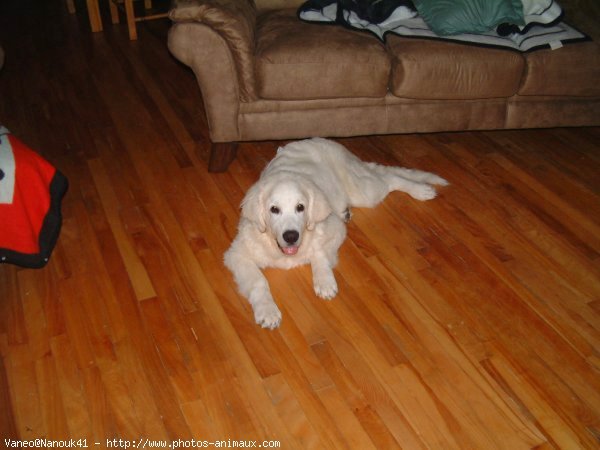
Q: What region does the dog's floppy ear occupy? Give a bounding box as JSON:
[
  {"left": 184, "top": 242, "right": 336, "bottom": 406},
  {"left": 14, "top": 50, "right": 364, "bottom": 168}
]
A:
[
  {"left": 305, "top": 181, "right": 332, "bottom": 231},
  {"left": 241, "top": 182, "right": 267, "bottom": 232}
]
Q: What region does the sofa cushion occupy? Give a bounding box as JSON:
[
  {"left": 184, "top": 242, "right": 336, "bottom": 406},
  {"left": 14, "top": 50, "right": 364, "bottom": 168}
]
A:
[
  {"left": 519, "top": 42, "right": 600, "bottom": 97},
  {"left": 255, "top": 10, "right": 391, "bottom": 100},
  {"left": 387, "top": 37, "right": 525, "bottom": 100}
]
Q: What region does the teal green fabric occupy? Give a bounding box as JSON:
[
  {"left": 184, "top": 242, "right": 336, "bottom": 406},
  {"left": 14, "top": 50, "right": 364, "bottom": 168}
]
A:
[{"left": 414, "top": 0, "right": 525, "bottom": 36}]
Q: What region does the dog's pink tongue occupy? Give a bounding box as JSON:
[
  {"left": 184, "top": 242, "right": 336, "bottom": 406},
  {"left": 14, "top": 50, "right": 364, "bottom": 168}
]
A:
[{"left": 282, "top": 246, "right": 299, "bottom": 256}]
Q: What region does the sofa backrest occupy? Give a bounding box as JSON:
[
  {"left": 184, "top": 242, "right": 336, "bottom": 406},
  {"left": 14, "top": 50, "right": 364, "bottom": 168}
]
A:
[{"left": 254, "top": 0, "right": 303, "bottom": 12}]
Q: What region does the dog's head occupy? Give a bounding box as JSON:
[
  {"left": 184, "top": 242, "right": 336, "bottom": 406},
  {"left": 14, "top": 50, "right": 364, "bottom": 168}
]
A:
[{"left": 241, "top": 174, "right": 331, "bottom": 255}]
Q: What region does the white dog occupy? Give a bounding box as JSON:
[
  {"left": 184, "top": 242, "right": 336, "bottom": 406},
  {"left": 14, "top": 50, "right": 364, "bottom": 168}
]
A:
[{"left": 224, "top": 138, "right": 447, "bottom": 329}]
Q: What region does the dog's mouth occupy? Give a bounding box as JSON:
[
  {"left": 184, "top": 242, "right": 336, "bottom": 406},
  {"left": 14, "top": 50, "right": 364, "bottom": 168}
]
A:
[
  {"left": 279, "top": 244, "right": 299, "bottom": 256},
  {"left": 278, "top": 229, "right": 301, "bottom": 256}
]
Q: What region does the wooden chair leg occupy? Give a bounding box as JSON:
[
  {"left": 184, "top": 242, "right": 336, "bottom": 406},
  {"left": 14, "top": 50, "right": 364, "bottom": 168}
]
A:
[
  {"left": 86, "top": 0, "right": 103, "bottom": 32},
  {"left": 208, "top": 142, "right": 238, "bottom": 173},
  {"left": 124, "top": 0, "right": 138, "bottom": 40},
  {"left": 109, "top": 0, "right": 120, "bottom": 24},
  {"left": 66, "top": 0, "right": 76, "bottom": 14}
]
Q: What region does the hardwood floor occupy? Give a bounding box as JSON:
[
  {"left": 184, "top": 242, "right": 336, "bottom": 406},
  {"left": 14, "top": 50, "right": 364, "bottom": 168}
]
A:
[{"left": 1, "top": 1, "right": 599, "bottom": 448}]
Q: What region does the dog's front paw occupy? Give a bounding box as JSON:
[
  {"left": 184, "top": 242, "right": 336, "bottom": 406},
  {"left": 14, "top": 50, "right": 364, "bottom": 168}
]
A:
[
  {"left": 314, "top": 272, "right": 338, "bottom": 300},
  {"left": 253, "top": 302, "right": 282, "bottom": 329},
  {"left": 409, "top": 184, "right": 437, "bottom": 201}
]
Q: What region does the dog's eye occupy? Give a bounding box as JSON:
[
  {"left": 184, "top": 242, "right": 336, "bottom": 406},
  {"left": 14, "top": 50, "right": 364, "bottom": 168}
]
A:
[
  {"left": 270, "top": 206, "right": 280, "bottom": 214},
  {"left": 296, "top": 204, "right": 305, "bottom": 213}
]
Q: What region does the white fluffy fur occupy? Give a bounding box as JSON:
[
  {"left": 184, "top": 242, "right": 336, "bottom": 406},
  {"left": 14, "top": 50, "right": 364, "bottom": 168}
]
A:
[{"left": 224, "top": 138, "right": 447, "bottom": 329}]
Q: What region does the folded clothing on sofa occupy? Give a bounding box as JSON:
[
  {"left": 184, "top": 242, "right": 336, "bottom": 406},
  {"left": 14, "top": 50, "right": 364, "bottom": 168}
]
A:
[{"left": 298, "top": 0, "right": 587, "bottom": 51}]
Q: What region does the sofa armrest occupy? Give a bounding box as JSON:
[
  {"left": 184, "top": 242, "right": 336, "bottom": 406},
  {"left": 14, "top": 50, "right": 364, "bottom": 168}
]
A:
[
  {"left": 169, "top": 23, "right": 243, "bottom": 142},
  {"left": 169, "top": 0, "right": 258, "bottom": 102}
]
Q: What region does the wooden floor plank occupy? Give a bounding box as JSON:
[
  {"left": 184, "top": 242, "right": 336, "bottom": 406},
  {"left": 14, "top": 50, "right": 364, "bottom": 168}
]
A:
[{"left": 263, "top": 374, "right": 331, "bottom": 450}]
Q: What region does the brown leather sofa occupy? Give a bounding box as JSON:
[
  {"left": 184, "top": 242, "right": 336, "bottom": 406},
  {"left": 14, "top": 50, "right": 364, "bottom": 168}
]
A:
[{"left": 167, "top": 0, "right": 600, "bottom": 171}]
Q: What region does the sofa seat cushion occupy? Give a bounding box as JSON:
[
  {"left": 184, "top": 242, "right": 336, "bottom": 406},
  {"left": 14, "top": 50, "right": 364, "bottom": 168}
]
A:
[
  {"left": 387, "top": 36, "right": 525, "bottom": 100},
  {"left": 255, "top": 10, "right": 391, "bottom": 100},
  {"left": 519, "top": 42, "right": 600, "bottom": 97}
]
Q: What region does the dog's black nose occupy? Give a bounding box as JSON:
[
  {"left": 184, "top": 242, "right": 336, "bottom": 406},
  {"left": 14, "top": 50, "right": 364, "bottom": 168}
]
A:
[{"left": 283, "top": 230, "right": 299, "bottom": 244}]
